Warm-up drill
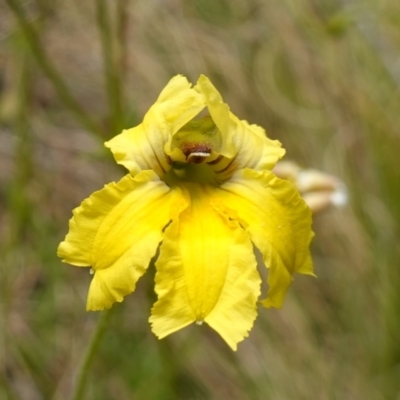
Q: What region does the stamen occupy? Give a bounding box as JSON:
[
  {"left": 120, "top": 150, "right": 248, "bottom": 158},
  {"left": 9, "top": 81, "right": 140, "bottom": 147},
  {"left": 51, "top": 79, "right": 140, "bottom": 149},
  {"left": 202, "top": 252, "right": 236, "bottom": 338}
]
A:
[
  {"left": 182, "top": 142, "right": 212, "bottom": 164},
  {"left": 187, "top": 152, "right": 211, "bottom": 164},
  {"left": 89, "top": 268, "right": 95, "bottom": 275},
  {"left": 195, "top": 320, "right": 204, "bottom": 326}
]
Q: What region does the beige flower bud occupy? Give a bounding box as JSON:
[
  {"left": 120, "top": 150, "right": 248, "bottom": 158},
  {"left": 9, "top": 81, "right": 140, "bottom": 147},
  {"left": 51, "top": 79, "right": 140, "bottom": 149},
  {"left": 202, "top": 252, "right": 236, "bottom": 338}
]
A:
[{"left": 274, "top": 161, "right": 347, "bottom": 214}]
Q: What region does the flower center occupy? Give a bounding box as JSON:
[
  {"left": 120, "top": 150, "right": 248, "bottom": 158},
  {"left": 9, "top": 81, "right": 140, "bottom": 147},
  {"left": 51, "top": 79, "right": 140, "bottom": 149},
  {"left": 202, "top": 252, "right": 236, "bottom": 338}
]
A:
[
  {"left": 181, "top": 142, "right": 212, "bottom": 164},
  {"left": 167, "top": 115, "right": 222, "bottom": 165},
  {"left": 164, "top": 116, "right": 227, "bottom": 185}
]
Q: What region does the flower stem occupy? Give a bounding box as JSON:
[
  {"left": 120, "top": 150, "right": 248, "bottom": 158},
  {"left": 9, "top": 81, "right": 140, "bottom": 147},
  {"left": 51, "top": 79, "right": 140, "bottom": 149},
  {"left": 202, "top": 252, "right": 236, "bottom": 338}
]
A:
[
  {"left": 95, "top": 0, "right": 124, "bottom": 135},
  {"left": 71, "top": 310, "right": 112, "bottom": 400},
  {"left": 5, "top": 0, "right": 104, "bottom": 137}
]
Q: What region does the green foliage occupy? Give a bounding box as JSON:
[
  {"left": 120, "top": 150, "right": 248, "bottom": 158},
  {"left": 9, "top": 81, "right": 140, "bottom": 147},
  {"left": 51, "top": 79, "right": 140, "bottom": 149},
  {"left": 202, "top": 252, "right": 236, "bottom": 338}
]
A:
[{"left": 1, "top": 0, "right": 400, "bottom": 398}]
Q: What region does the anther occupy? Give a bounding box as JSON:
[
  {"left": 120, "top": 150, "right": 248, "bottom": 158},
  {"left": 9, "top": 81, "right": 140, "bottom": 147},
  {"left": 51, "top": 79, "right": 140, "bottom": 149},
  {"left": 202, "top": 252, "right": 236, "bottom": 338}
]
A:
[{"left": 187, "top": 152, "right": 211, "bottom": 164}]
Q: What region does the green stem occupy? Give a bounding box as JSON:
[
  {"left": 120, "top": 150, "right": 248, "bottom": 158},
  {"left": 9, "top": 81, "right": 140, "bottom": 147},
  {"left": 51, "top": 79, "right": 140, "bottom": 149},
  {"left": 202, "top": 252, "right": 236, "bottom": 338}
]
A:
[
  {"left": 5, "top": 0, "right": 104, "bottom": 137},
  {"left": 9, "top": 52, "right": 33, "bottom": 245},
  {"left": 116, "top": 0, "right": 129, "bottom": 82},
  {"left": 0, "top": 369, "right": 19, "bottom": 400},
  {"left": 96, "top": 0, "right": 124, "bottom": 135},
  {"left": 71, "top": 310, "right": 112, "bottom": 400}
]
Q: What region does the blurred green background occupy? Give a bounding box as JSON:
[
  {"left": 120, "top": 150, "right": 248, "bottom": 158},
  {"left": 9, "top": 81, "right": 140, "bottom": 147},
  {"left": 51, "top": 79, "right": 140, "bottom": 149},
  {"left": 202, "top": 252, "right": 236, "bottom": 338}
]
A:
[{"left": 1, "top": 0, "right": 400, "bottom": 399}]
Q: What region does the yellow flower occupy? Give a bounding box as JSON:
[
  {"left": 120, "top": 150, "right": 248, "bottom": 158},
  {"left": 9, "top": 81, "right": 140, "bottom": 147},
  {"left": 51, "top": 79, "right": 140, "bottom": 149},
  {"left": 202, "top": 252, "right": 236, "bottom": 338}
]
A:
[{"left": 57, "top": 75, "right": 314, "bottom": 350}]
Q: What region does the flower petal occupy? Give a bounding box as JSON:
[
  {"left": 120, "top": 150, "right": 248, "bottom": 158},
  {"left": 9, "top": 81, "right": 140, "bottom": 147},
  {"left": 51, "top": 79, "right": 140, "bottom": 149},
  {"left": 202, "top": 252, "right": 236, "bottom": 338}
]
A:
[
  {"left": 57, "top": 170, "right": 182, "bottom": 310},
  {"left": 218, "top": 169, "right": 314, "bottom": 309},
  {"left": 149, "top": 184, "right": 261, "bottom": 350},
  {"left": 105, "top": 75, "right": 205, "bottom": 177},
  {"left": 195, "top": 75, "right": 285, "bottom": 179}
]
